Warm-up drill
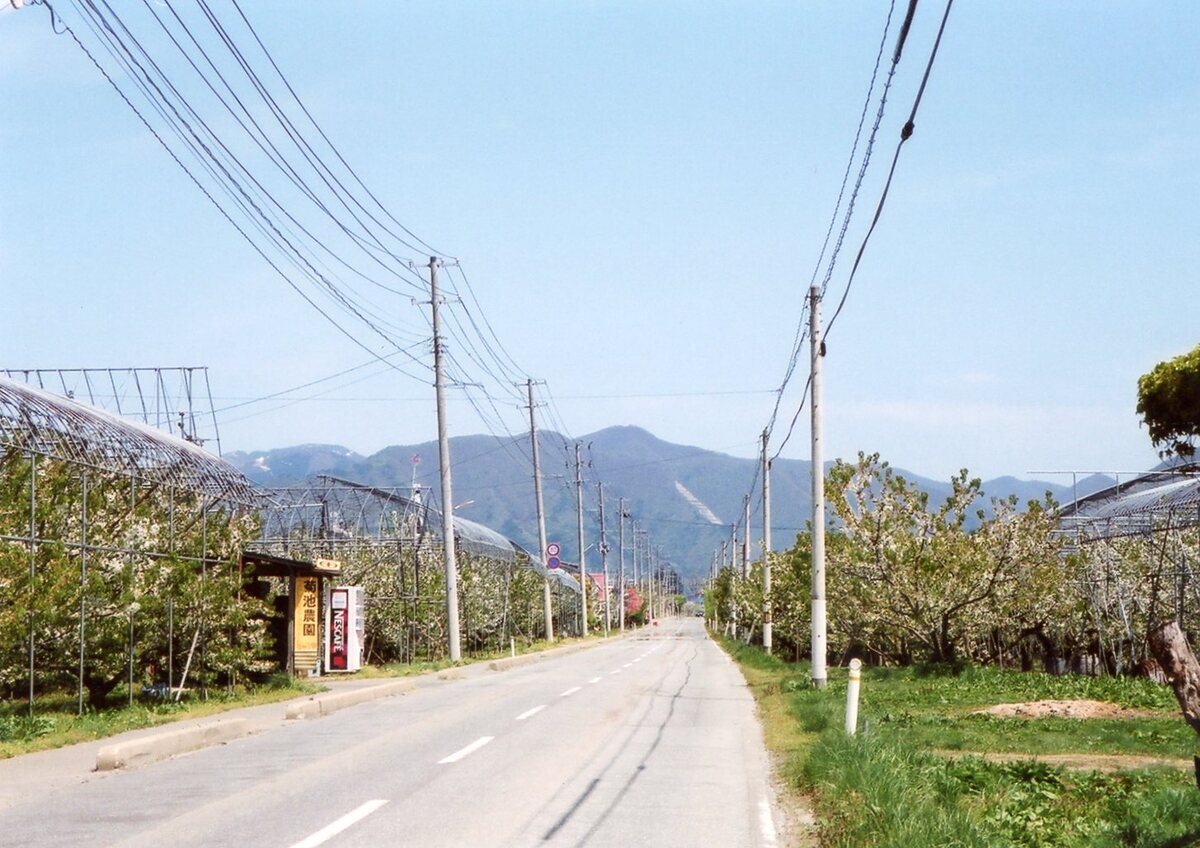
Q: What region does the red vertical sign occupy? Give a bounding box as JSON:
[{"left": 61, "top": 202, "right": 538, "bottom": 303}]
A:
[{"left": 330, "top": 588, "right": 348, "bottom": 670}]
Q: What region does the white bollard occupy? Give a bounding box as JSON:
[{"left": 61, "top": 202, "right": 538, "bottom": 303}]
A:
[
  {"left": 510, "top": 636, "right": 516, "bottom": 658},
  {"left": 845, "top": 658, "right": 863, "bottom": 736}
]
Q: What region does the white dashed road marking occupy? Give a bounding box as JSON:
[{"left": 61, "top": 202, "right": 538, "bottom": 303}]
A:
[{"left": 438, "top": 736, "right": 494, "bottom": 764}]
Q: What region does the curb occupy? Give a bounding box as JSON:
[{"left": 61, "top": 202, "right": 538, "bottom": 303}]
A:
[
  {"left": 487, "top": 636, "right": 617, "bottom": 672},
  {"left": 285, "top": 678, "right": 416, "bottom": 720},
  {"left": 95, "top": 718, "right": 248, "bottom": 772}
]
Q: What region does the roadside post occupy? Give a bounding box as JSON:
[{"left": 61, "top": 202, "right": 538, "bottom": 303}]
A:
[{"left": 845, "top": 658, "right": 863, "bottom": 735}]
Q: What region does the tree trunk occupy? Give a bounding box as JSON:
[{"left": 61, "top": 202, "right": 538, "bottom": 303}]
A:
[{"left": 1147, "top": 620, "right": 1200, "bottom": 736}]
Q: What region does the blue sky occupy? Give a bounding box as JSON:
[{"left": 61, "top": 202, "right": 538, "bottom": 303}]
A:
[{"left": 2, "top": 1, "right": 1197, "bottom": 482}]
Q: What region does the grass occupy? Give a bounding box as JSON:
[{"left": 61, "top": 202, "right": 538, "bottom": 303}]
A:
[
  {"left": 717, "top": 637, "right": 1200, "bottom": 847},
  {"left": 0, "top": 675, "right": 320, "bottom": 760}
]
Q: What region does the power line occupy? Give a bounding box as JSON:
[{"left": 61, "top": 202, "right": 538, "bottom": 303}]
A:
[{"left": 825, "top": 0, "right": 955, "bottom": 339}]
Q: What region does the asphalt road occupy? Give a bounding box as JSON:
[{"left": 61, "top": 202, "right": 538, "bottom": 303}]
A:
[{"left": 0, "top": 618, "right": 779, "bottom": 848}]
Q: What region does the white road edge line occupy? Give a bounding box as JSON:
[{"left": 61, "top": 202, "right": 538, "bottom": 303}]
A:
[
  {"left": 759, "top": 798, "right": 778, "bottom": 846},
  {"left": 288, "top": 799, "right": 388, "bottom": 848},
  {"left": 438, "top": 736, "right": 494, "bottom": 764},
  {"left": 559, "top": 686, "right": 582, "bottom": 697},
  {"left": 516, "top": 705, "right": 547, "bottom": 721},
  {"left": 588, "top": 676, "right": 602, "bottom": 684}
]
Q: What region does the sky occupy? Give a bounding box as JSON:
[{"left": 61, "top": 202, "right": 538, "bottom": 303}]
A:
[{"left": 1, "top": 1, "right": 1197, "bottom": 484}]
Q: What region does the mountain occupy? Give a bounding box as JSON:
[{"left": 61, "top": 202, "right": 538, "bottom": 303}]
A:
[{"left": 225, "top": 427, "right": 1113, "bottom": 586}]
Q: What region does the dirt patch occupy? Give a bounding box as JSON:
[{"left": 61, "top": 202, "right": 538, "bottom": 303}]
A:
[{"left": 974, "top": 699, "right": 1155, "bottom": 720}]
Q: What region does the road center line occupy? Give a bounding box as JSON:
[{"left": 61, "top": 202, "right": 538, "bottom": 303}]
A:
[
  {"left": 288, "top": 800, "right": 388, "bottom": 848},
  {"left": 559, "top": 686, "right": 582, "bottom": 697},
  {"left": 438, "top": 736, "right": 494, "bottom": 764},
  {"left": 609, "top": 669, "right": 622, "bottom": 675},
  {"left": 622, "top": 662, "right": 633, "bottom": 668},
  {"left": 588, "top": 676, "right": 602, "bottom": 684},
  {"left": 516, "top": 705, "right": 546, "bottom": 721}
]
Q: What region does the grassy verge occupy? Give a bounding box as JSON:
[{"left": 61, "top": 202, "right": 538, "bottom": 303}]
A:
[
  {"left": 717, "top": 636, "right": 1200, "bottom": 847},
  {"left": 0, "top": 677, "right": 320, "bottom": 760}
]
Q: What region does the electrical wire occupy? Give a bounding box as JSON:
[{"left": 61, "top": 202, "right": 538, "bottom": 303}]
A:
[{"left": 825, "top": 0, "right": 956, "bottom": 340}]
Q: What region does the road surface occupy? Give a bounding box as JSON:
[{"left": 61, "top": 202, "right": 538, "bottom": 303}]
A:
[{"left": 0, "top": 618, "right": 779, "bottom": 847}]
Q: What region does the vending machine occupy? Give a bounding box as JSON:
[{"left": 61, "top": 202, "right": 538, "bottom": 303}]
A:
[{"left": 325, "top": 586, "right": 365, "bottom": 672}]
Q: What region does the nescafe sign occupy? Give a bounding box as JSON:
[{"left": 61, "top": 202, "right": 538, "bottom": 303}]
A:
[{"left": 330, "top": 588, "right": 349, "bottom": 670}]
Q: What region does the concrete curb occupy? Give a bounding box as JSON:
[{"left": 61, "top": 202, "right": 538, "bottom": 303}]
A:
[
  {"left": 95, "top": 718, "right": 248, "bottom": 772},
  {"left": 284, "top": 678, "right": 416, "bottom": 720}
]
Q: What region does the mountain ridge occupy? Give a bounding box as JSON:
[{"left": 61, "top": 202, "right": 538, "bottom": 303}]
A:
[{"left": 226, "top": 426, "right": 1112, "bottom": 584}]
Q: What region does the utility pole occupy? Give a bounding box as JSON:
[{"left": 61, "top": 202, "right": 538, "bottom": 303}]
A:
[
  {"left": 574, "top": 442, "right": 588, "bottom": 636},
  {"left": 524, "top": 379, "right": 554, "bottom": 642},
  {"left": 762, "top": 429, "right": 773, "bottom": 655},
  {"left": 810, "top": 285, "right": 827, "bottom": 687},
  {"left": 618, "top": 497, "right": 627, "bottom": 632},
  {"left": 741, "top": 494, "right": 751, "bottom": 579},
  {"left": 598, "top": 483, "right": 611, "bottom": 635},
  {"left": 429, "top": 257, "right": 461, "bottom": 662},
  {"left": 647, "top": 542, "right": 655, "bottom": 622},
  {"left": 631, "top": 522, "right": 640, "bottom": 588}
]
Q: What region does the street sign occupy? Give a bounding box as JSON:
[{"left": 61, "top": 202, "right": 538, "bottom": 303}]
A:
[{"left": 546, "top": 542, "right": 561, "bottom": 570}]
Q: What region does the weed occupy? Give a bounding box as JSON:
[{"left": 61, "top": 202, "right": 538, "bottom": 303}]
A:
[{"left": 716, "top": 633, "right": 1200, "bottom": 847}]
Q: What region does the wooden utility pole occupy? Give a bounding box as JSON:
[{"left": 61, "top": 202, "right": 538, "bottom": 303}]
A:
[
  {"left": 574, "top": 442, "right": 588, "bottom": 635},
  {"left": 810, "top": 285, "right": 827, "bottom": 687},
  {"left": 429, "top": 257, "right": 461, "bottom": 662},
  {"left": 525, "top": 379, "right": 554, "bottom": 642}
]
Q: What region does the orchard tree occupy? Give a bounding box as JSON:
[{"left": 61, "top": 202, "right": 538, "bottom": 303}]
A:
[
  {"left": 1137, "top": 342, "right": 1200, "bottom": 459},
  {"left": 826, "top": 453, "right": 1063, "bottom": 664}
]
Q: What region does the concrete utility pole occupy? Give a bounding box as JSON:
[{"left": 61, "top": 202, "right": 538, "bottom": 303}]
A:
[
  {"left": 618, "top": 497, "right": 627, "bottom": 632},
  {"left": 646, "top": 541, "right": 655, "bottom": 621},
  {"left": 762, "top": 429, "right": 773, "bottom": 655},
  {"left": 598, "top": 483, "right": 610, "bottom": 636},
  {"left": 525, "top": 379, "right": 554, "bottom": 642},
  {"left": 741, "top": 494, "right": 751, "bottom": 579},
  {"left": 810, "top": 285, "right": 827, "bottom": 687},
  {"left": 657, "top": 546, "right": 665, "bottom": 619},
  {"left": 574, "top": 442, "right": 588, "bottom": 635},
  {"left": 429, "top": 257, "right": 461, "bottom": 662}
]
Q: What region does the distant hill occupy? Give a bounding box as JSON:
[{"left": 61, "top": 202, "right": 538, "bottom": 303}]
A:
[{"left": 225, "top": 426, "right": 1112, "bottom": 586}]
